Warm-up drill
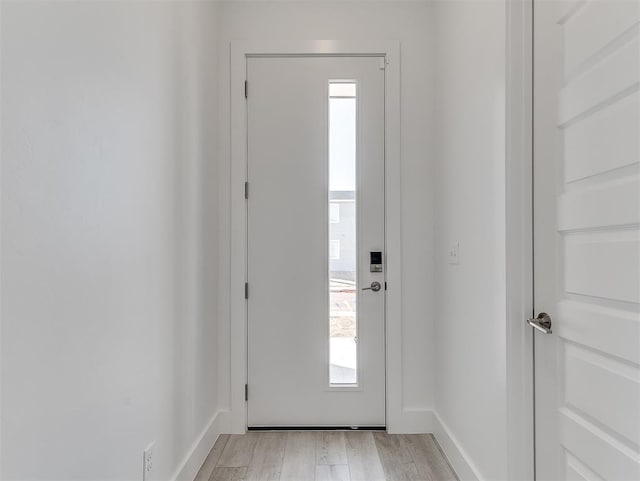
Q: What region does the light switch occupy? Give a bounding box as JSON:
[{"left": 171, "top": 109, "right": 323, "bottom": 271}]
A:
[{"left": 448, "top": 242, "right": 459, "bottom": 265}]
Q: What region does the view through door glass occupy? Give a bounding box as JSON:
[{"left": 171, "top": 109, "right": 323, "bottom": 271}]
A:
[{"left": 329, "top": 82, "right": 358, "bottom": 385}]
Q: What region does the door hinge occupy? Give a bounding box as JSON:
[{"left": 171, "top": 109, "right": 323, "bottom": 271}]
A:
[
  {"left": 245, "top": 282, "right": 249, "bottom": 299},
  {"left": 244, "top": 181, "right": 249, "bottom": 199},
  {"left": 385, "top": 282, "right": 387, "bottom": 291},
  {"left": 245, "top": 384, "right": 248, "bottom": 401},
  {"left": 379, "top": 57, "right": 387, "bottom": 70},
  {"left": 244, "top": 80, "right": 248, "bottom": 99}
]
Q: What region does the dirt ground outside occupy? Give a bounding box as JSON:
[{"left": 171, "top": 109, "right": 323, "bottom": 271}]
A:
[{"left": 330, "top": 278, "right": 356, "bottom": 338}]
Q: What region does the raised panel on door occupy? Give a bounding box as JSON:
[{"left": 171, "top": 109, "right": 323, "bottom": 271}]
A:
[{"left": 534, "top": 1, "right": 640, "bottom": 480}]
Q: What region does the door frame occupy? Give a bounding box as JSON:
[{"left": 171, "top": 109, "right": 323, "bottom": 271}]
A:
[
  {"left": 506, "top": 0, "right": 535, "bottom": 479},
  {"left": 229, "top": 40, "right": 401, "bottom": 434}
]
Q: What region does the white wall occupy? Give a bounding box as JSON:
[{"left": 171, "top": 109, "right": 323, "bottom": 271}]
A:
[
  {"left": 0, "top": 0, "right": 517, "bottom": 478},
  {"left": 0, "top": 1, "right": 221, "bottom": 479},
  {"left": 215, "top": 1, "right": 436, "bottom": 429},
  {"left": 432, "top": 1, "right": 508, "bottom": 480}
]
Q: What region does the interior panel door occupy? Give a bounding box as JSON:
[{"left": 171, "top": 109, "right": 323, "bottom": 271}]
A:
[{"left": 533, "top": 1, "right": 640, "bottom": 479}]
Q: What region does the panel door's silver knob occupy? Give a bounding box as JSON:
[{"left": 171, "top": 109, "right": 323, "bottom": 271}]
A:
[
  {"left": 362, "top": 281, "right": 382, "bottom": 292},
  {"left": 526, "top": 312, "right": 552, "bottom": 334}
]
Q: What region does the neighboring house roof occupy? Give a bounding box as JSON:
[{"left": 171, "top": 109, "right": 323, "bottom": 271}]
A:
[{"left": 329, "top": 190, "right": 355, "bottom": 201}]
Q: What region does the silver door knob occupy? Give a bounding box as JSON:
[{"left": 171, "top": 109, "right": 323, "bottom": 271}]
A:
[
  {"left": 526, "top": 312, "right": 552, "bottom": 334},
  {"left": 362, "top": 281, "right": 382, "bottom": 292}
]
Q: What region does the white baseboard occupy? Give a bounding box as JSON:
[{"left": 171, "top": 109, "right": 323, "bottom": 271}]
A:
[
  {"left": 171, "top": 409, "right": 231, "bottom": 481},
  {"left": 432, "top": 412, "right": 483, "bottom": 481},
  {"left": 387, "top": 408, "right": 433, "bottom": 434}
]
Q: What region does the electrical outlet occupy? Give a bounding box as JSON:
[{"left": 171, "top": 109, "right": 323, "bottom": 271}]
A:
[
  {"left": 448, "top": 242, "right": 459, "bottom": 265},
  {"left": 143, "top": 442, "right": 155, "bottom": 481}
]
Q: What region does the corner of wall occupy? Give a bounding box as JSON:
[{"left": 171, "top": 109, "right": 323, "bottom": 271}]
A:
[
  {"left": 388, "top": 408, "right": 434, "bottom": 435},
  {"left": 171, "top": 410, "right": 231, "bottom": 481},
  {"left": 432, "top": 412, "right": 482, "bottom": 481}
]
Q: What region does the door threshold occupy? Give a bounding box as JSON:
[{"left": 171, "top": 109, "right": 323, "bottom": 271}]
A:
[{"left": 248, "top": 426, "right": 386, "bottom": 431}]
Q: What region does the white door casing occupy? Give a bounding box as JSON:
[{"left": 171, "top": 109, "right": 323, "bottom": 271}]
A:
[
  {"left": 533, "top": 1, "right": 640, "bottom": 480},
  {"left": 229, "top": 41, "right": 401, "bottom": 434},
  {"left": 246, "top": 56, "right": 385, "bottom": 427}
]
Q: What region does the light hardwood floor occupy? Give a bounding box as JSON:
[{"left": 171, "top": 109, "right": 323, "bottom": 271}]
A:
[{"left": 194, "top": 431, "right": 458, "bottom": 481}]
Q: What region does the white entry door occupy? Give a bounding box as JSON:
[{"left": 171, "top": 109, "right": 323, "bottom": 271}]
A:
[
  {"left": 533, "top": 1, "right": 640, "bottom": 479},
  {"left": 246, "top": 56, "right": 386, "bottom": 427}
]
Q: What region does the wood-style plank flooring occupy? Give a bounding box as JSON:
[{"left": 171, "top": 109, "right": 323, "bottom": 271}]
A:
[{"left": 195, "top": 432, "right": 458, "bottom": 481}]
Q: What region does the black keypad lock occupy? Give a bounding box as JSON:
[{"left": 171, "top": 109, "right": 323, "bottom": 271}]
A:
[{"left": 370, "top": 251, "right": 383, "bottom": 272}]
